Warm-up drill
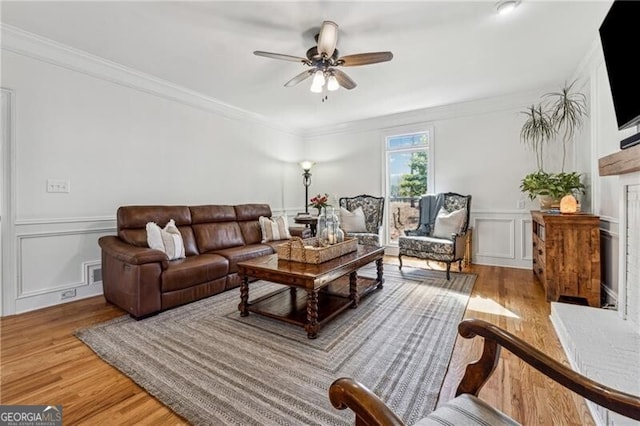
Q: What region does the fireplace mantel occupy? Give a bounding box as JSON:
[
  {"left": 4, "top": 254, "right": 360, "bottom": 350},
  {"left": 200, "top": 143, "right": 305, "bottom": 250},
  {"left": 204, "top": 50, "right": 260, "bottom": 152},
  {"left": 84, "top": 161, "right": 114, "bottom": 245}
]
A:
[{"left": 599, "top": 143, "right": 640, "bottom": 176}]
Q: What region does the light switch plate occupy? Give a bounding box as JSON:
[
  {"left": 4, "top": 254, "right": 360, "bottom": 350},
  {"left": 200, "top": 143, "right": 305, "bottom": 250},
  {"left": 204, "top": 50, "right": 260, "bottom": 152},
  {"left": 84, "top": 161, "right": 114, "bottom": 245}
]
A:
[{"left": 47, "top": 179, "right": 70, "bottom": 193}]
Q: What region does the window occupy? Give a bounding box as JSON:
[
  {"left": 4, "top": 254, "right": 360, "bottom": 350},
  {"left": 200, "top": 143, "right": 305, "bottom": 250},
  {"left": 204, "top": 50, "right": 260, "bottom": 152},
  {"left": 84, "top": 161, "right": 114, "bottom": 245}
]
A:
[{"left": 384, "top": 129, "right": 434, "bottom": 245}]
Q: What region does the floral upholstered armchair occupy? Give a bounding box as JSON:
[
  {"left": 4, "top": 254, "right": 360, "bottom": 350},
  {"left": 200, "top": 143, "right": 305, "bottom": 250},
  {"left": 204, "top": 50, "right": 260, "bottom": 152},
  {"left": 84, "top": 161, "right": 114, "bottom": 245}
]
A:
[
  {"left": 338, "top": 195, "right": 385, "bottom": 246},
  {"left": 398, "top": 192, "right": 471, "bottom": 279}
]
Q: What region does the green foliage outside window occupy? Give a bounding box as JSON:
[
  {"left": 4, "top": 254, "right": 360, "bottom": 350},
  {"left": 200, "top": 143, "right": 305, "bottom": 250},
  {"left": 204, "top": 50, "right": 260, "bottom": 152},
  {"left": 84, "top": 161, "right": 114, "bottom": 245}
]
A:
[{"left": 399, "top": 151, "right": 427, "bottom": 198}]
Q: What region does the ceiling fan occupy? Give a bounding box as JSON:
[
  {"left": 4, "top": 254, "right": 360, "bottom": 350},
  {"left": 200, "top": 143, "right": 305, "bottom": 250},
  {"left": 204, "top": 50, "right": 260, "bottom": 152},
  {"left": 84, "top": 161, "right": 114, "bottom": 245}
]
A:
[{"left": 254, "top": 21, "right": 393, "bottom": 94}]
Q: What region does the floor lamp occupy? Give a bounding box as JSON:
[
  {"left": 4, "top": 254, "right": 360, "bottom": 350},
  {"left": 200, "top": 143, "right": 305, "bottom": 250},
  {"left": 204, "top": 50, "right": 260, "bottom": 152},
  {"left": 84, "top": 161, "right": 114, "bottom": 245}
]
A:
[{"left": 300, "top": 161, "right": 314, "bottom": 214}]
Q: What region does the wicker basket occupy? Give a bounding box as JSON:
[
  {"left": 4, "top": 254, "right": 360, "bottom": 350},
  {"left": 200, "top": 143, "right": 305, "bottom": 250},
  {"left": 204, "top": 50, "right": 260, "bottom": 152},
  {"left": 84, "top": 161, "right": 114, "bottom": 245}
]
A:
[{"left": 276, "top": 237, "right": 358, "bottom": 264}]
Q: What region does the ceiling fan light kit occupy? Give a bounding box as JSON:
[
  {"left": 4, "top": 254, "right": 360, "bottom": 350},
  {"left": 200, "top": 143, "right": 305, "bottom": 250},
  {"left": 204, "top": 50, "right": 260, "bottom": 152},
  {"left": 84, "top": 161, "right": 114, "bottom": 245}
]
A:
[
  {"left": 254, "top": 20, "right": 393, "bottom": 98},
  {"left": 327, "top": 74, "right": 340, "bottom": 92}
]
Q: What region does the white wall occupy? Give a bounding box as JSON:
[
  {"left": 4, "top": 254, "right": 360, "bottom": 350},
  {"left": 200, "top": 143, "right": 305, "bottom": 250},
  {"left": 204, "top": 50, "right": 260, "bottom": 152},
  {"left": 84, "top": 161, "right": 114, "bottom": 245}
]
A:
[
  {"left": 571, "top": 39, "right": 639, "bottom": 306},
  {"left": 3, "top": 26, "right": 626, "bottom": 315},
  {"left": 1, "top": 32, "right": 303, "bottom": 315},
  {"left": 303, "top": 91, "right": 555, "bottom": 268}
]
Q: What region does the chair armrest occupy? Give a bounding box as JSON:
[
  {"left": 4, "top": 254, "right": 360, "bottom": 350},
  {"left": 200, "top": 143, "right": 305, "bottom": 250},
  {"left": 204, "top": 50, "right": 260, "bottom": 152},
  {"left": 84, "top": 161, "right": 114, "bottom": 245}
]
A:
[
  {"left": 99, "top": 236, "right": 169, "bottom": 269},
  {"left": 456, "top": 319, "right": 640, "bottom": 421},
  {"left": 329, "top": 378, "right": 405, "bottom": 426}
]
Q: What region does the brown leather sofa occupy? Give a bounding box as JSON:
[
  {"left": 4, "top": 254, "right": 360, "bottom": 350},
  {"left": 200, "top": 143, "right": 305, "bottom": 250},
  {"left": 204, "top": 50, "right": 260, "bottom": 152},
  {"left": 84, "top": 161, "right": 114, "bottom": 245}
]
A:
[{"left": 98, "top": 204, "right": 288, "bottom": 318}]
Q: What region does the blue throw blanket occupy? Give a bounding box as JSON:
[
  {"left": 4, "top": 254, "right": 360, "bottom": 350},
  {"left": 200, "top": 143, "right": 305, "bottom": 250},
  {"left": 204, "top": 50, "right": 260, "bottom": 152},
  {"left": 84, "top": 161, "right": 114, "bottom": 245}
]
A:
[{"left": 406, "top": 193, "right": 444, "bottom": 236}]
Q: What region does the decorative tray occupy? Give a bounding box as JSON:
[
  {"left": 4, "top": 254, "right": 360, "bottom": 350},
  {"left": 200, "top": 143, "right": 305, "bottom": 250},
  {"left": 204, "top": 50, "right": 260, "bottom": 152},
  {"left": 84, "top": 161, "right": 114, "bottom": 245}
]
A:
[{"left": 276, "top": 237, "right": 358, "bottom": 264}]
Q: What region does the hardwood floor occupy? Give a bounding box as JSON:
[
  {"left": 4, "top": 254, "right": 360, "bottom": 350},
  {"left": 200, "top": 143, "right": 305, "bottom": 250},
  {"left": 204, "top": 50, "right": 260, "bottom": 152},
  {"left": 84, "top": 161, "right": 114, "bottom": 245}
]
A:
[{"left": 0, "top": 259, "right": 594, "bottom": 425}]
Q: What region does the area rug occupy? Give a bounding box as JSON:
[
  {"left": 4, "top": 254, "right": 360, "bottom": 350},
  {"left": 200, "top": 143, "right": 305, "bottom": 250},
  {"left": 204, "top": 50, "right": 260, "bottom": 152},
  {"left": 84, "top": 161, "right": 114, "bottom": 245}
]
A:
[{"left": 76, "top": 266, "right": 475, "bottom": 426}]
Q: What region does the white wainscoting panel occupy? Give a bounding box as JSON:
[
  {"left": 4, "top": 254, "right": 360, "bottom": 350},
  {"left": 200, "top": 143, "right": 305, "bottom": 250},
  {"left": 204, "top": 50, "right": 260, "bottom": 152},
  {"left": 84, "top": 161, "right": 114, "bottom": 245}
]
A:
[
  {"left": 13, "top": 220, "right": 115, "bottom": 314},
  {"left": 471, "top": 212, "right": 531, "bottom": 269},
  {"left": 474, "top": 218, "right": 515, "bottom": 258}
]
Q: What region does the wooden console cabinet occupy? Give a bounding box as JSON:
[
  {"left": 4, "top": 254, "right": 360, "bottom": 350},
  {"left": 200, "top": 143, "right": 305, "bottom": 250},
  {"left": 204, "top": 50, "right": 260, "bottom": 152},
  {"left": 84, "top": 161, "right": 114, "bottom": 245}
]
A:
[{"left": 531, "top": 211, "right": 601, "bottom": 307}]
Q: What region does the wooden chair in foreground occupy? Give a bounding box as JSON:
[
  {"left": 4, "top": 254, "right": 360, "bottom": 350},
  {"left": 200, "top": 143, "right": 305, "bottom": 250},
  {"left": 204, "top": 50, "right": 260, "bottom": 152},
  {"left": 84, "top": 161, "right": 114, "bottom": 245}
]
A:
[{"left": 329, "top": 319, "right": 640, "bottom": 425}]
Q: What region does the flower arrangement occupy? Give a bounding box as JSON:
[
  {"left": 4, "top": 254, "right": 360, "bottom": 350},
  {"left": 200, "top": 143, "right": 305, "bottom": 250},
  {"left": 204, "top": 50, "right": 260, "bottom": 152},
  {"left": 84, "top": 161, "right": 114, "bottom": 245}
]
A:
[{"left": 309, "top": 193, "right": 330, "bottom": 215}]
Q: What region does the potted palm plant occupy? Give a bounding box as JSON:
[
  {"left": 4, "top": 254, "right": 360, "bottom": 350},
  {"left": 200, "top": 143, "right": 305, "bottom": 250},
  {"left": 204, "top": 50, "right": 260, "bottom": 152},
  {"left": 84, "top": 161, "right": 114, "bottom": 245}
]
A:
[{"left": 519, "top": 81, "right": 588, "bottom": 209}]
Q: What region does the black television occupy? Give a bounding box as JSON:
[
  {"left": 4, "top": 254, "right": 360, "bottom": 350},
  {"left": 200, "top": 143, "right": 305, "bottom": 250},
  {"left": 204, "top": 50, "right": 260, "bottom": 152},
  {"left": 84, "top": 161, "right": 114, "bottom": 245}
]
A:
[{"left": 599, "top": 0, "right": 640, "bottom": 131}]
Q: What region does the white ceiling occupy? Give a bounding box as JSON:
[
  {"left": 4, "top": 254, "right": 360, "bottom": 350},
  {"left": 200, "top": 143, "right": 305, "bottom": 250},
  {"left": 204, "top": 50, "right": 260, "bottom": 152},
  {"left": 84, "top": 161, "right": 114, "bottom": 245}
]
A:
[{"left": 1, "top": 1, "right": 612, "bottom": 132}]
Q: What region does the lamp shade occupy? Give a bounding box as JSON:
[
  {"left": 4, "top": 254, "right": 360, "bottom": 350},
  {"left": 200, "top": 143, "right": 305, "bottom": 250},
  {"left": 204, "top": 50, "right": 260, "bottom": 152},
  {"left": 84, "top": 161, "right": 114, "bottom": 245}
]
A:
[{"left": 300, "top": 161, "right": 314, "bottom": 171}]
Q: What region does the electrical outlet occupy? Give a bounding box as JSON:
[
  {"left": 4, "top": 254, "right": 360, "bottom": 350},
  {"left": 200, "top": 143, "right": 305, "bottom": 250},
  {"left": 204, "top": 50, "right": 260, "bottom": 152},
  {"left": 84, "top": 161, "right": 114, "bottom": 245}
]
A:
[
  {"left": 60, "top": 289, "right": 76, "bottom": 300},
  {"left": 47, "top": 179, "right": 70, "bottom": 193}
]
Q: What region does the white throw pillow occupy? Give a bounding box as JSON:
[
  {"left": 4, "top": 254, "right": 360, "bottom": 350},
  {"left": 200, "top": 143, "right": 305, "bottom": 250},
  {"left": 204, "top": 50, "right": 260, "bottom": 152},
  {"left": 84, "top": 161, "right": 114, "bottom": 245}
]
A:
[
  {"left": 432, "top": 208, "right": 466, "bottom": 238},
  {"left": 339, "top": 207, "right": 368, "bottom": 233},
  {"left": 146, "top": 219, "right": 186, "bottom": 260},
  {"left": 259, "top": 215, "right": 291, "bottom": 243}
]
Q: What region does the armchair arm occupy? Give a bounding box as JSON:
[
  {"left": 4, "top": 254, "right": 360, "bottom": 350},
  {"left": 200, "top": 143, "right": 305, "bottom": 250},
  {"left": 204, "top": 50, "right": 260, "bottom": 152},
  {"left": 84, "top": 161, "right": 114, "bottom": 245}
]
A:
[
  {"left": 457, "top": 319, "right": 640, "bottom": 421},
  {"left": 329, "top": 378, "right": 405, "bottom": 426},
  {"left": 99, "top": 236, "right": 169, "bottom": 269}
]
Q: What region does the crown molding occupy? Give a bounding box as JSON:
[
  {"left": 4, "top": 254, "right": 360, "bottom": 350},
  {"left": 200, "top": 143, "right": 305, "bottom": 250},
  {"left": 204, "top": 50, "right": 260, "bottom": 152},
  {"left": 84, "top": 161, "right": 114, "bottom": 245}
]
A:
[
  {"left": 0, "top": 24, "right": 301, "bottom": 137},
  {"left": 302, "top": 87, "right": 551, "bottom": 138}
]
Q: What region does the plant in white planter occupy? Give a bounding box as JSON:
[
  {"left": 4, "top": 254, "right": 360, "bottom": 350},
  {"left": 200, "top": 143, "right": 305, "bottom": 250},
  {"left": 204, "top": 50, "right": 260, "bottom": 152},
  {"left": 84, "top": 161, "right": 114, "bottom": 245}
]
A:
[
  {"left": 519, "top": 81, "right": 588, "bottom": 208},
  {"left": 519, "top": 171, "right": 585, "bottom": 209}
]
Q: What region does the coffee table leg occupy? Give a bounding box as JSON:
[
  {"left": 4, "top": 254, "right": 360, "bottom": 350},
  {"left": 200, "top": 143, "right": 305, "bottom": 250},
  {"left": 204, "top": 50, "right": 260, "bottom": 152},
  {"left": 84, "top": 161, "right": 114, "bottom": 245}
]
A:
[
  {"left": 239, "top": 276, "right": 249, "bottom": 317},
  {"left": 305, "top": 290, "right": 319, "bottom": 339},
  {"left": 349, "top": 271, "right": 359, "bottom": 308},
  {"left": 376, "top": 258, "right": 385, "bottom": 289}
]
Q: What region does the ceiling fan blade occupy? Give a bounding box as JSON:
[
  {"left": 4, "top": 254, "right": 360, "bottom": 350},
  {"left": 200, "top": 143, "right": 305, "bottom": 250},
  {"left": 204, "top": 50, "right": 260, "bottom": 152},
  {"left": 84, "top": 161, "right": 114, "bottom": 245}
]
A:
[
  {"left": 338, "top": 52, "right": 394, "bottom": 67},
  {"left": 284, "top": 69, "right": 314, "bottom": 87},
  {"left": 333, "top": 69, "right": 357, "bottom": 90},
  {"left": 253, "top": 51, "right": 309, "bottom": 64},
  {"left": 317, "top": 21, "right": 338, "bottom": 57}
]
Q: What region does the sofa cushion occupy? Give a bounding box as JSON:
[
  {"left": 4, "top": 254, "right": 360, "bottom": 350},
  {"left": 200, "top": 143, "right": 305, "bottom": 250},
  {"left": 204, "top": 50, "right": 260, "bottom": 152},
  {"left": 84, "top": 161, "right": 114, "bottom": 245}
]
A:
[
  {"left": 262, "top": 240, "right": 290, "bottom": 250},
  {"left": 117, "top": 205, "right": 198, "bottom": 256},
  {"left": 236, "top": 204, "right": 273, "bottom": 244},
  {"left": 238, "top": 220, "right": 263, "bottom": 245},
  {"left": 193, "top": 222, "right": 246, "bottom": 252},
  {"left": 212, "top": 244, "right": 274, "bottom": 273},
  {"left": 119, "top": 205, "right": 192, "bottom": 229},
  {"left": 190, "top": 205, "right": 236, "bottom": 223},
  {"left": 161, "top": 254, "right": 229, "bottom": 292},
  {"left": 235, "top": 204, "right": 272, "bottom": 221},
  {"left": 398, "top": 235, "right": 455, "bottom": 262}
]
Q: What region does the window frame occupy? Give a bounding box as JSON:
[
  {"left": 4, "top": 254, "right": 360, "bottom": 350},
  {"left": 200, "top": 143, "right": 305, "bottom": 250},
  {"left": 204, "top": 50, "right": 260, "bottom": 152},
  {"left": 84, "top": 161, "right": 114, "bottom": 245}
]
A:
[{"left": 382, "top": 126, "right": 435, "bottom": 246}]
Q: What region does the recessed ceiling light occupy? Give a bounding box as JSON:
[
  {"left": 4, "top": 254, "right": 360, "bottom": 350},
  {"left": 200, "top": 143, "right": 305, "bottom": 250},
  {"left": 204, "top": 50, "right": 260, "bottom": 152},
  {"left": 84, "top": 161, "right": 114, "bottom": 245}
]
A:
[{"left": 496, "top": 0, "right": 519, "bottom": 15}]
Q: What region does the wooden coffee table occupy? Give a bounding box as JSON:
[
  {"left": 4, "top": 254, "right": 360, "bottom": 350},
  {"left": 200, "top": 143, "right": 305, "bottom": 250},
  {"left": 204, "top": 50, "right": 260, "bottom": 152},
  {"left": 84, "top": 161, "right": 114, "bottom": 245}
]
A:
[{"left": 237, "top": 245, "right": 384, "bottom": 339}]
